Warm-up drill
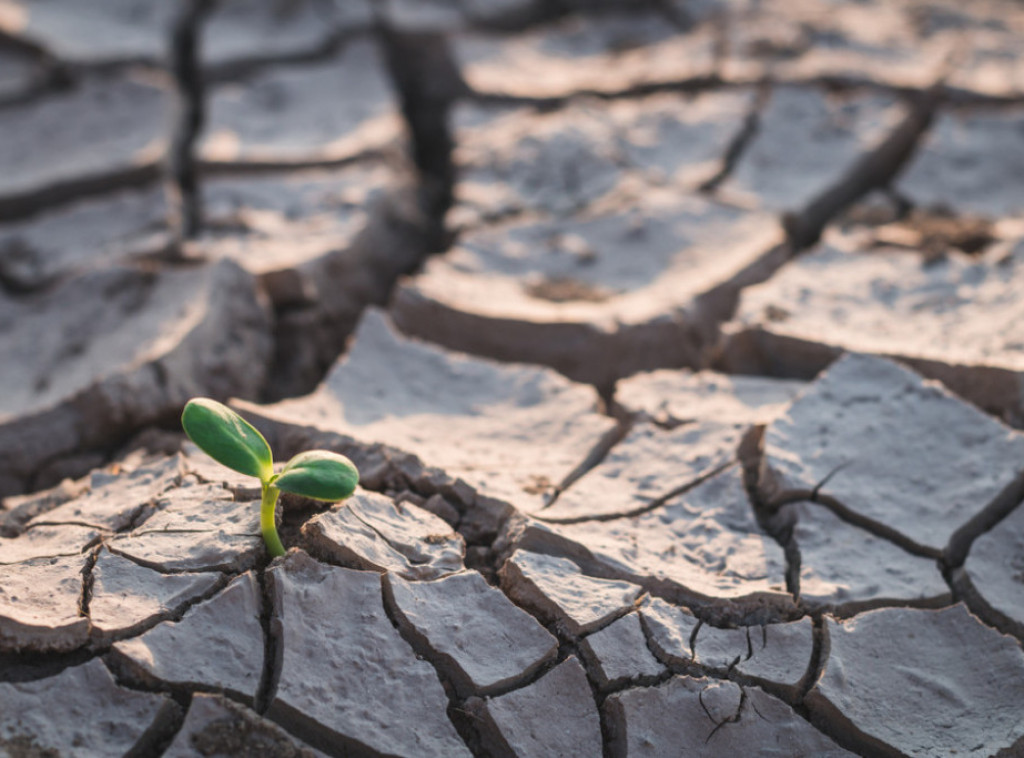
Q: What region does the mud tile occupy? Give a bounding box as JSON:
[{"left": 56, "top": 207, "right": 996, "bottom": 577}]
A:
[
  {"left": 393, "top": 191, "right": 781, "bottom": 388},
  {"left": 720, "top": 242, "right": 1024, "bottom": 424},
  {"left": 266, "top": 552, "right": 471, "bottom": 757},
  {"left": 790, "top": 502, "right": 950, "bottom": 611},
  {"left": 723, "top": 0, "right": 1021, "bottom": 99},
  {"left": 452, "top": 89, "right": 754, "bottom": 225},
  {"left": 0, "top": 553, "right": 88, "bottom": 653},
  {"left": 722, "top": 86, "right": 903, "bottom": 212},
  {"left": 451, "top": 101, "right": 625, "bottom": 222},
  {"left": 0, "top": 260, "right": 272, "bottom": 498},
  {"left": 638, "top": 596, "right": 698, "bottom": 667},
  {"left": 765, "top": 1, "right": 940, "bottom": 88},
  {"left": 541, "top": 421, "right": 743, "bottom": 521},
  {"left": 379, "top": 0, "right": 465, "bottom": 32},
  {"left": 385, "top": 569, "right": 557, "bottom": 696},
  {"left": 0, "top": 658, "right": 178, "bottom": 758},
  {"left": 471, "top": 656, "right": 602, "bottom": 758},
  {"left": 499, "top": 550, "right": 642, "bottom": 638},
  {"left": 303, "top": 490, "right": 465, "bottom": 580},
  {"left": 110, "top": 572, "right": 263, "bottom": 703},
  {"left": 29, "top": 455, "right": 183, "bottom": 532},
  {"left": 108, "top": 485, "right": 262, "bottom": 572},
  {"left": 0, "top": 46, "right": 43, "bottom": 101},
  {"left": 0, "top": 524, "right": 101, "bottom": 564},
  {"left": 898, "top": 108, "right": 1024, "bottom": 218},
  {"left": 578, "top": 612, "right": 665, "bottom": 690},
  {"left": 454, "top": 11, "right": 717, "bottom": 100},
  {"left": 109, "top": 532, "right": 263, "bottom": 574},
  {"left": 604, "top": 676, "right": 855, "bottom": 757},
  {"left": 237, "top": 309, "right": 616, "bottom": 514},
  {"left": 0, "top": 187, "right": 170, "bottom": 291},
  {"left": 878, "top": 1, "right": 1024, "bottom": 100},
  {"left": 163, "top": 693, "right": 325, "bottom": 758},
  {"left": 136, "top": 484, "right": 252, "bottom": 532},
  {"left": 88, "top": 548, "right": 222, "bottom": 641},
  {"left": 201, "top": 38, "right": 398, "bottom": 167},
  {"left": 199, "top": 163, "right": 391, "bottom": 280},
  {"left": 693, "top": 617, "right": 813, "bottom": 698},
  {"left": 203, "top": 0, "right": 373, "bottom": 69},
  {"left": 203, "top": 168, "right": 431, "bottom": 398},
  {"left": 806, "top": 604, "right": 1024, "bottom": 756},
  {"left": 516, "top": 467, "right": 791, "bottom": 615},
  {"left": 958, "top": 502, "right": 1024, "bottom": 638},
  {"left": 0, "top": 73, "right": 169, "bottom": 206},
  {"left": 0, "top": 0, "right": 370, "bottom": 68},
  {"left": 761, "top": 353, "right": 1024, "bottom": 553},
  {"left": 615, "top": 369, "right": 805, "bottom": 426},
  {"left": 181, "top": 442, "right": 255, "bottom": 494},
  {"left": 0, "top": 1, "right": 174, "bottom": 65},
  {"left": 0, "top": 476, "right": 89, "bottom": 536},
  {"left": 608, "top": 90, "right": 758, "bottom": 190}
]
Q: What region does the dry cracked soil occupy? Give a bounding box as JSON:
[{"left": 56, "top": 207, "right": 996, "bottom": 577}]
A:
[{"left": 2, "top": 0, "right": 1024, "bottom": 756}]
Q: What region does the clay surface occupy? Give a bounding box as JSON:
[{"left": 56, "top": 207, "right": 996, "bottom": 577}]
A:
[
  {"left": 455, "top": 10, "right": 719, "bottom": 99},
  {"left": 638, "top": 596, "right": 699, "bottom": 667},
  {"left": 0, "top": 73, "right": 169, "bottom": 207},
  {"left": 0, "top": 658, "right": 177, "bottom": 758},
  {"left": 386, "top": 569, "right": 558, "bottom": 695},
  {"left": 107, "top": 483, "right": 263, "bottom": 573},
  {"left": 0, "top": 553, "right": 90, "bottom": 653},
  {"left": 615, "top": 369, "right": 805, "bottom": 426},
  {"left": 110, "top": 572, "right": 264, "bottom": 703},
  {"left": 578, "top": 611, "right": 665, "bottom": 690},
  {"left": 540, "top": 420, "right": 744, "bottom": 521},
  {"left": 0, "top": 187, "right": 170, "bottom": 291},
  {"left": 472, "top": 656, "right": 603, "bottom": 758},
  {"left": 393, "top": 191, "right": 781, "bottom": 387},
  {"left": 899, "top": 108, "right": 1024, "bottom": 218},
  {"left": 720, "top": 242, "right": 1024, "bottom": 423},
  {"left": 3, "top": 2, "right": 1023, "bottom": 756},
  {"left": 500, "top": 550, "right": 643, "bottom": 637},
  {"left": 604, "top": 676, "right": 856, "bottom": 757},
  {"left": 958, "top": 502, "right": 1024, "bottom": 637},
  {"left": 693, "top": 616, "right": 814, "bottom": 699},
  {"left": 807, "top": 604, "right": 1024, "bottom": 757},
  {"left": 0, "top": 523, "right": 101, "bottom": 564},
  {"left": 761, "top": 353, "right": 1024, "bottom": 554},
  {"left": 787, "top": 501, "right": 951, "bottom": 611},
  {"left": 0, "top": 0, "right": 371, "bottom": 67},
  {"left": 266, "top": 551, "right": 471, "bottom": 757},
  {"left": 722, "top": 86, "right": 902, "bottom": 212},
  {"left": 88, "top": 548, "right": 223, "bottom": 641},
  {"left": 451, "top": 89, "right": 754, "bottom": 224},
  {"left": 163, "top": 693, "right": 323, "bottom": 758},
  {"left": 0, "top": 261, "right": 272, "bottom": 497},
  {"left": 303, "top": 489, "right": 465, "bottom": 579},
  {"left": 239, "top": 309, "right": 616, "bottom": 513},
  {"left": 202, "top": 39, "right": 398, "bottom": 167},
  {"left": 515, "top": 467, "right": 791, "bottom": 616}
]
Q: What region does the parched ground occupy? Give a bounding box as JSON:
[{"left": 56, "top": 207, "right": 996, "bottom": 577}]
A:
[{"left": 1, "top": 0, "right": 1024, "bottom": 756}]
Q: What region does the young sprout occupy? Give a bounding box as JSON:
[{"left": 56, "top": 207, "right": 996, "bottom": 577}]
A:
[{"left": 181, "top": 398, "right": 359, "bottom": 557}]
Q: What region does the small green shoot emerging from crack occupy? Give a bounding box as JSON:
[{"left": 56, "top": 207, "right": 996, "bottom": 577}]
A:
[{"left": 181, "top": 398, "right": 359, "bottom": 557}]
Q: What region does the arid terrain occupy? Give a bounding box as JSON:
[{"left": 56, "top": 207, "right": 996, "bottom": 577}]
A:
[{"left": 1, "top": 0, "right": 1024, "bottom": 756}]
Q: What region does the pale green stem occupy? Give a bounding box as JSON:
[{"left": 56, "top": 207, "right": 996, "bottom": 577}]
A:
[{"left": 260, "top": 483, "right": 285, "bottom": 558}]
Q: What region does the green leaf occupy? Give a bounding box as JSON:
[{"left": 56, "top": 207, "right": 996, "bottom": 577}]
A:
[
  {"left": 274, "top": 450, "right": 359, "bottom": 502},
  {"left": 181, "top": 398, "right": 274, "bottom": 483}
]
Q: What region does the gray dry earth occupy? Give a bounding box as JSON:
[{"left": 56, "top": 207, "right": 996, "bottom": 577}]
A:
[{"left": 2, "top": 0, "right": 1024, "bottom": 757}]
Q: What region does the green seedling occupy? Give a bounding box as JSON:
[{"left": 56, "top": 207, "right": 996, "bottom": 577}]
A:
[{"left": 181, "top": 398, "right": 359, "bottom": 557}]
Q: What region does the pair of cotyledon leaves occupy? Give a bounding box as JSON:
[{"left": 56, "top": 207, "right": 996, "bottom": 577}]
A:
[{"left": 181, "top": 398, "right": 359, "bottom": 501}]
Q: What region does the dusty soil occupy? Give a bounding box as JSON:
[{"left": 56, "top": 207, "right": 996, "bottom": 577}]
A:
[{"left": 2, "top": 0, "right": 1024, "bottom": 756}]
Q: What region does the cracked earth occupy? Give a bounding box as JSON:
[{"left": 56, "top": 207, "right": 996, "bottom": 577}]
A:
[{"left": 2, "top": 0, "right": 1024, "bottom": 756}]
